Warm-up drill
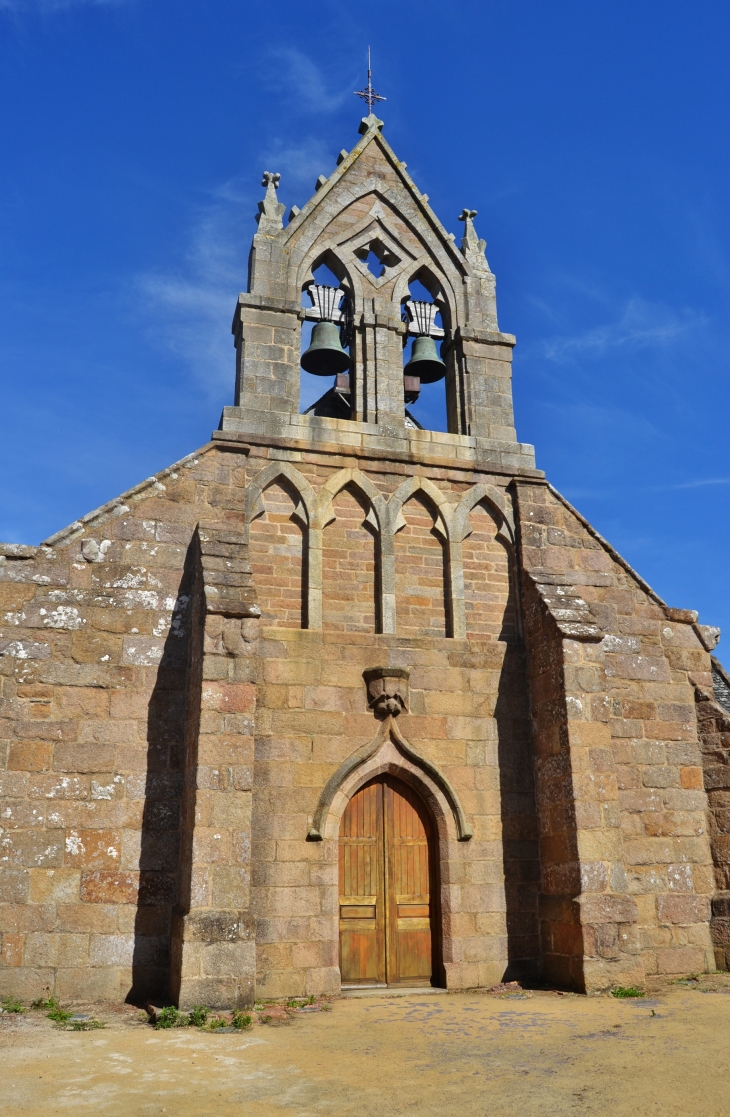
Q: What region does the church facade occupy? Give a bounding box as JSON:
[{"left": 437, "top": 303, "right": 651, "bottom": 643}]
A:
[{"left": 2, "top": 114, "right": 730, "bottom": 1009}]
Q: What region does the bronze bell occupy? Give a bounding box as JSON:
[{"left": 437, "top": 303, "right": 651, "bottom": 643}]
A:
[
  {"left": 404, "top": 335, "right": 446, "bottom": 384},
  {"left": 301, "top": 321, "right": 351, "bottom": 377}
]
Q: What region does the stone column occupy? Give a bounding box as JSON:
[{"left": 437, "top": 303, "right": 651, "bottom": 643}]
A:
[
  {"left": 359, "top": 300, "right": 408, "bottom": 437},
  {"left": 451, "top": 327, "right": 518, "bottom": 444},
  {"left": 171, "top": 524, "right": 260, "bottom": 1010},
  {"left": 223, "top": 295, "right": 301, "bottom": 435}
]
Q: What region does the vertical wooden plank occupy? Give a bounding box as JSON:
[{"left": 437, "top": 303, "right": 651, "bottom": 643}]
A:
[
  {"left": 386, "top": 777, "right": 433, "bottom": 985},
  {"left": 338, "top": 780, "right": 385, "bottom": 983}
]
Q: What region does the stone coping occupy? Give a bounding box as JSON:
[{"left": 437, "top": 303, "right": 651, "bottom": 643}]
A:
[{"left": 212, "top": 429, "right": 544, "bottom": 479}]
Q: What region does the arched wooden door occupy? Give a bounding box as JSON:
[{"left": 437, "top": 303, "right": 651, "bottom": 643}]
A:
[{"left": 338, "top": 776, "right": 438, "bottom": 986}]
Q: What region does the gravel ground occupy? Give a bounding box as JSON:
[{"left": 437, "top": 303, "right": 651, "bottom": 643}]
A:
[{"left": 1, "top": 975, "right": 729, "bottom": 1116}]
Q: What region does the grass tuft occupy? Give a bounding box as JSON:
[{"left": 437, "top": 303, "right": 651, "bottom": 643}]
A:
[
  {"left": 188, "top": 1005, "right": 209, "bottom": 1028},
  {"left": 31, "top": 997, "right": 58, "bottom": 1011},
  {"left": 154, "top": 1006, "right": 184, "bottom": 1030},
  {"left": 1, "top": 996, "right": 24, "bottom": 1014}
]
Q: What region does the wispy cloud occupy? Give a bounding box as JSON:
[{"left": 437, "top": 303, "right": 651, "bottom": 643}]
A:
[
  {"left": 134, "top": 133, "right": 337, "bottom": 395},
  {"left": 654, "top": 477, "right": 730, "bottom": 491},
  {"left": 135, "top": 178, "right": 254, "bottom": 397},
  {"left": 261, "top": 137, "right": 335, "bottom": 193},
  {"left": 539, "top": 296, "right": 707, "bottom": 362},
  {"left": 261, "top": 48, "right": 353, "bottom": 114}
]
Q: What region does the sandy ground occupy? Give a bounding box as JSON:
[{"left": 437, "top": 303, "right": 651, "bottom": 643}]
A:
[{"left": 2, "top": 977, "right": 730, "bottom": 1116}]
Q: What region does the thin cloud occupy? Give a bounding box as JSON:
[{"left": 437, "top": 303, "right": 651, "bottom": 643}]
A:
[
  {"left": 135, "top": 178, "right": 254, "bottom": 397},
  {"left": 540, "top": 297, "right": 707, "bottom": 362},
  {"left": 654, "top": 477, "right": 730, "bottom": 491},
  {"left": 261, "top": 137, "right": 336, "bottom": 199},
  {"left": 135, "top": 135, "right": 336, "bottom": 393},
  {"left": 262, "top": 48, "right": 352, "bottom": 114}
]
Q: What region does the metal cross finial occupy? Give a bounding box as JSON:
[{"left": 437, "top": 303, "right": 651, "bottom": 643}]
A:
[{"left": 354, "top": 47, "right": 386, "bottom": 114}]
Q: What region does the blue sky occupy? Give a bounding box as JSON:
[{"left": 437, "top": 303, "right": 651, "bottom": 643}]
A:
[{"left": 1, "top": 0, "right": 729, "bottom": 649}]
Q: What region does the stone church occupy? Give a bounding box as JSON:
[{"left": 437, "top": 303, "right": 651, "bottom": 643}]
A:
[{"left": 2, "top": 112, "right": 730, "bottom": 1010}]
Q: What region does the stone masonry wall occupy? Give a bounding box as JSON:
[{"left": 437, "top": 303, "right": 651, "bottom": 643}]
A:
[
  {"left": 694, "top": 685, "right": 730, "bottom": 968},
  {"left": 0, "top": 448, "right": 251, "bottom": 1003},
  {"left": 243, "top": 445, "right": 533, "bottom": 996},
  {"left": 516, "top": 479, "right": 715, "bottom": 988},
  {"left": 0, "top": 439, "right": 537, "bottom": 1002}
]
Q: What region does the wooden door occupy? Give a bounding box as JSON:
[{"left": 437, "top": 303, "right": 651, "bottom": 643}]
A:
[{"left": 339, "top": 776, "right": 435, "bottom": 986}]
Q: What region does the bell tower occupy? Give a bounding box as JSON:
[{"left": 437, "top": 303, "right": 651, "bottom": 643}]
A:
[{"left": 218, "top": 113, "right": 536, "bottom": 473}]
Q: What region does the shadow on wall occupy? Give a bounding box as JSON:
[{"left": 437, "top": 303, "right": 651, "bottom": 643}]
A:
[
  {"left": 127, "top": 542, "right": 197, "bottom": 1005},
  {"left": 494, "top": 554, "right": 541, "bottom": 983},
  {"left": 495, "top": 638, "right": 541, "bottom": 983}
]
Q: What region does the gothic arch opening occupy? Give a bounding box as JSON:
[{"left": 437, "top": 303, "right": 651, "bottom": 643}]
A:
[
  {"left": 394, "top": 492, "right": 449, "bottom": 638},
  {"left": 463, "top": 499, "right": 517, "bottom": 641},
  {"left": 248, "top": 479, "right": 307, "bottom": 628},
  {"left": 300, "top": 256, "right": 353, "bottom": 419},
  {"left": 322, "top": 484, "right": 378, "bottom": 633},
  {"left": 401, "top": 272, "right": 449, "bottom": 433},
  {"left": 339, "top": 774, "right": 442, "bottom": 987}
]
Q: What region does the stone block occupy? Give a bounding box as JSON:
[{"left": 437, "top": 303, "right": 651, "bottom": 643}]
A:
[
  {"left": 654, "top": 946, "right": 708, "bottom": 975},
  {"left": 79, "top": 871, "right": 138, "bottom": 904},
  {"left": 0, "top": 967, "right": 54, "bottom": 1001},
  {"left": 55, "top": 965, "right": 123, "bottom": 1002},
  {"left": 656, "top": 894, "right": 711, "bottom": 925},
  {"left": 0, "top": 866, "right": 29, "bottom": 902},
  {"left": 576, "top": 893, "right": 638, "bottom": 925}
]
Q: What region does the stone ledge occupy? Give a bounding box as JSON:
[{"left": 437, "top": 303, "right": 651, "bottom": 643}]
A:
[
  {"left": 525, "top": 572, "right": 605, "bottom": 642},
  {"left": 212, "top": 429, "right": 545, "bottom": 480}
]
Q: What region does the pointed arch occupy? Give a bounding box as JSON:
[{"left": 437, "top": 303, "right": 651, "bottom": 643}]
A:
[
  {"left": 450, "top": 484, "right": 516, "bottom": 639},
  {"left": 305, "top": 468, "right": 388, "bottom": 631},
  {"left": 452, "top": 483, "right": 514, "bottom": 545},
  {"left": 393, "top": 259, "right": 454, "bottom": 334},
  {"left": 244, "top": 462, "right": 316, "bottom": 628},
  {"left": 313, "top": 467, "right": 388, "bottom": 532},
  {"left": 387, "top": 475, "right": 453, "bottom": 539},
  {"left": 287, "top": 172, "right": 467, "bottom": 323},
  {"left": 299, "top": 245, "right": 361, "bottom": 305},
  {"left": 244, "top": 461, "right": 315, "bottom": 539},
  {"left": 307, "top": 718, "right": 472, "bottom": 843},
  {"left": 389, "top": 477, "right": 453, "bottom": 637}
]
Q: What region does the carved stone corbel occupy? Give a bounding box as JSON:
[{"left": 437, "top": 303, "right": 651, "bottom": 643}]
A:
[{"left": 363, "top": 666, "right": 409, "bottom": 718}]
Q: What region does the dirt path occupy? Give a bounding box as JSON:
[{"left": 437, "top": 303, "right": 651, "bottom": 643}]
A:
[{"left": 2, "top": 980, "right": 729, "bottom": 1116}]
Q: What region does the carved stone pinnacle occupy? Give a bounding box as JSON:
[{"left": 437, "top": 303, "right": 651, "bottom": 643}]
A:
[{"left": 256, "top": 170, "right": 285, "bottom": 234}]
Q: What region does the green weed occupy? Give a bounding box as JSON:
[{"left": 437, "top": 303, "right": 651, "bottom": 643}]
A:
[
  {"left": 188, "top": 1005, "right": 209, "bottom": 1028},
  {"left": 154, "top": 1006, "right": 184, "bottom": 1030},
  {"left": 611, "top": 986, "right": 644, "bottom": 998},
  {"left": 1, "top": 996, "right": 24, "bottom": 1014},
  {"left": 46, "top": 1005, "right": 73, "bottom": 1024},
  {"left": 31, "top": 997, "right": 58, "bottom": 1011},
  {"left": 70, "top": 1019, "right": 105, "bottom": 1031},
  {"left": 232, "top": 1012, "right": 253, "bottom": 1030}
]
